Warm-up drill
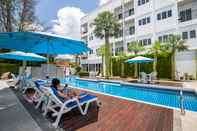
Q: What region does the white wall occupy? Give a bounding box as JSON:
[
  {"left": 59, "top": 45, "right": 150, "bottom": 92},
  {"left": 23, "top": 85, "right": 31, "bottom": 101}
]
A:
[
  {"left": 155, "top": 0, "right": 175, "bottom": 10},
  {"left": 175, "top": 50, "right": 197, "bottom": 79}
]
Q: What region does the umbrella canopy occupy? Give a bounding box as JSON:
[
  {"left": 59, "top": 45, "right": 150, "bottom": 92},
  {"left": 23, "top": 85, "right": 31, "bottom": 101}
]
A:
[
  {"left": 125, "top": 56, "right": 154, "bottom": 63},
  {"left": 0, "top": 32, "right": 89, "bottom": 55},
  {"left": 0, "top": 51, "right": 47, "bottom": 62}
]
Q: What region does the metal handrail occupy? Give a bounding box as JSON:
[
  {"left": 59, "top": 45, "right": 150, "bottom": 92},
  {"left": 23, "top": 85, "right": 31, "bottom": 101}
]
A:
[{"left": 180, "top": 89, "right": 185, "bottom": 115}]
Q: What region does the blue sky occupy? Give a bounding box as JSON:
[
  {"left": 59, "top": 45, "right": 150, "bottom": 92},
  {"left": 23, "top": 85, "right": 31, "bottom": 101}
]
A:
[{"left": 36, "top": 0, "right": 100, "bottom": 23}]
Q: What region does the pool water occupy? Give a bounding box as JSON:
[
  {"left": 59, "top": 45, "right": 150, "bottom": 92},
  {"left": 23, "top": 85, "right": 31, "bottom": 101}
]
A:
[{"left": 60, "top": 77, "right": 197, "bottom": 112}]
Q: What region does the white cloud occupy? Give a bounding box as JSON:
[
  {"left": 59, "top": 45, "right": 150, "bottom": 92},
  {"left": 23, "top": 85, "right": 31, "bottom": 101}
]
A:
[
  {"left": 99, "top": 0, "right": 111, "bottom": 6},
  {"left": 51, "top": 7, "right": 85, "bottom": 39}
]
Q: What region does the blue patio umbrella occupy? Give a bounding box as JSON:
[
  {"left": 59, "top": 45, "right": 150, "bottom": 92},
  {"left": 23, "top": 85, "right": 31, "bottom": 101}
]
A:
[
  {"left": 125, "top": 56, "right": 154, "bottom": 76},
  {"left": 0, "top": 32, "right": 89, "bottom": 55},
  {"left": 0, "top": 32, "right": 90, "bottom": 76},
  {"left": 125, "top": 56, "right": 154, "bottom": 63},
  {"left": 0, "top": 51, "right": 47, "bottom": 88},
  {"left": 0, "top": 51, "right": 47, "bottom": 76},
  {"left": 0, "top": 51, "right": 47, "bottom": 62}
]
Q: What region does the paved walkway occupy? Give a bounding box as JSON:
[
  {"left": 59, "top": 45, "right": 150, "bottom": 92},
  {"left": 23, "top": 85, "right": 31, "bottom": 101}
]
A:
[{"left": 0, "top": 86, "right": 42, "bottom": 131}]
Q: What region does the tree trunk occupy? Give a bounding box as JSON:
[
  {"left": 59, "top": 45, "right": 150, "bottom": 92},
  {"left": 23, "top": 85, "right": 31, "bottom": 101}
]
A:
[
  {"left": 134, "top": 63, "right": 138, "bottom": 78},
  {"left": 121, "top": 62, "right": 124, "bottom": 77},
  {"left": 153, "top": 54, "right": 157, "bottom": 73},
  {"left": 101, "top": 55, "right": 104, "bottom": 77},
  {"left": 171, "top": 52, "right": 176, "bottom": 80},
  {"left": 104, "top": 34, "right": 110, "bottom": 79}
]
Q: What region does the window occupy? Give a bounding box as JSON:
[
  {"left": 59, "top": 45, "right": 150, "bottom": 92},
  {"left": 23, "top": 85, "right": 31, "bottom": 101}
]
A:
[
  {"left": 148, "top": 38, "right": 151, "bottom": 45},
  {"left": 179, "top": 8, "right": 192, "bottom": 22},
  {"left": 89, "top": 33, "right": 94, "bottom": 41},
  {"left": 190, "top": 30, "right": 196, "bottom": 39},
  {"left": 138, "top": 17, "right": 150, "bottom": 26},
  {"left": 139, "top": 40, "right": 143, "bottom": 46},
  {"left": 158, "top": 34, "right": 172, "bottom": 42},
  {"left": 142, "top": 18, "right": 146, "bottom": 25},
  {"left": 186, "top": 9, "right": 192, "bottom": 21},
  {"left": 89, "top": 49, "right": 93, "bottom": 54},
  {"left": 182, "top": 32, "right": 188, "bottom": 40},
  {"left": 138, "top": 0, "right": 149, "bottom": 6},
  {"left": 157, "top": 14, "right": 161, "bottom": 20},
  {"left": 138, "top": 0, "right": 141, "bottom": 6},
  {"left": 118, "top": 13, "right": 123, "bottom": 20},
  {"left": 163, "top": 35, "right": 168, "bottom": 42},
  {"left": 158, "top": 36, "right": 162, "bottom": 42},
  {"left": 139, "top": 20, "right": 142, "bottom": 26},
  {"left": 129, "top": 8, "right": 134, "bottom": 16},
  {"left": 147, "top": 17, "right": 150, "bottom": 23},
  {"left": 157, "top": 10, "right": 172, "bottom": 21},
  {"left": 168, "top": 10, "right": 172, "bottom": 17},
  {"left": 129, "top": 26, "right": 135, "bottom": 35},
  {"left": 143, "top": 39, "right": 147, "bottom": 46},
  {"left": 162, "top": 12, "right": 167, "bottom": 19},
  {"left": 139, "top": 38, "right": 151, "bottom": 46}
]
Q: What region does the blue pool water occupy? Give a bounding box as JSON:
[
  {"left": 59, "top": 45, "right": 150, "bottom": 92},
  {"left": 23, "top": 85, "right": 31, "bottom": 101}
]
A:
[{"left": 60, "top": 77, "right": 197, "bottom": 112}]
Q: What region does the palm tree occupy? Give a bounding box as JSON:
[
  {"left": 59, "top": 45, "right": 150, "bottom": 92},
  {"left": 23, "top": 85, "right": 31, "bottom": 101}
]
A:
[
  {"left": 97, "top": 45, "right": 105, "bottom": 77},
  {"left": 117, "top": 51, "right": 126, "bottom": 77},
  {"left": 149, "top": 40, "right": 164, "bottom": 73},
  {"left": 128, "top": 41, "right": 144, "bottom": 77},
  {"left": 164, "top": 35, "right": 188, "bottom": 80},
  {"left": 94, "top": 11, "right": 120, "bottom": 79}
]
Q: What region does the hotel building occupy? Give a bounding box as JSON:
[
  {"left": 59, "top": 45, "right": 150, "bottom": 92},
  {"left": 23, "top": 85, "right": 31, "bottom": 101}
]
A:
[{"left": 80, "top": 0, "right": 197, "bottom": 78}]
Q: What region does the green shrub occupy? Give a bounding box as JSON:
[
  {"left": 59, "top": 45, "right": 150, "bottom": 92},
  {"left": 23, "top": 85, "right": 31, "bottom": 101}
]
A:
[
  {"left": 75, "top": 66, "right": 81, "bottom": 74},
  {"left": 0, "top": 63, "right": 19, "bottom": 75},
  {"left": 78, "top": 71, "right": 89, "bottom": 77},
  {"left": 112, "top": 53, "right": 171, "bottom": 79}
]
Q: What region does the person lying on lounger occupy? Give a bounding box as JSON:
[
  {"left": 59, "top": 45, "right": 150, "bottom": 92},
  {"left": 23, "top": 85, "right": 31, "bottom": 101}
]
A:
[{"left": 51, "top": 78, "right": 84, "bottom": 101}]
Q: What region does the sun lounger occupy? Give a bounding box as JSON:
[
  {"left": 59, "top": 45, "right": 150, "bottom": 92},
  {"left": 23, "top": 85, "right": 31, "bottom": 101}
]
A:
[
  {"left": 41, "top": 86, "right": 100, "bottom": 128},
  {"left": 33, "top": 80, "right": 48, "bottom": 110},
  {"left": 138, "top": 72, "right": 147, "bottom": 83},
  {"left": 148, "top": 72, "right": 157, "bottom": 84}
]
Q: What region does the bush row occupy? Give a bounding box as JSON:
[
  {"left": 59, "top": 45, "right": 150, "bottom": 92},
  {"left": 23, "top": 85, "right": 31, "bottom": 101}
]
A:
[{"left": 112, "top": 53, "right": 172, "bottom": 79}]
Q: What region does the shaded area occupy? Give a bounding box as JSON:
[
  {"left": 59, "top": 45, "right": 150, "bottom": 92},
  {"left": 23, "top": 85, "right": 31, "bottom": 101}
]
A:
[
  {"left": 0, "top": 88, "right": 42, "bottom": 131},
  {"left": 12, "top": 89, "right": 58, "bottom": 131},
  {"left": 63, "top": 89, "right": 173, "bottom": 131}
]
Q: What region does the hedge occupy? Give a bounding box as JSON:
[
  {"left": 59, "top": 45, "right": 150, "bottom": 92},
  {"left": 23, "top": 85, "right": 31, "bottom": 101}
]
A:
[
  {"left": 0, "top": 63, "right": 20, "bottom": 75},
  {"left": 112, "top": 53, "right": 171, "bottom": 79},
  {"left": 78, "top": 71, "right": 89, "bottom": 77}
]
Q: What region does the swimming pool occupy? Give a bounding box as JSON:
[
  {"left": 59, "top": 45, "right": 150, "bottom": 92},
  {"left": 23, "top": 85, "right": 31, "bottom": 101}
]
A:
[{"left": 60, "top": 77, "right": 197, "bottom": 112}]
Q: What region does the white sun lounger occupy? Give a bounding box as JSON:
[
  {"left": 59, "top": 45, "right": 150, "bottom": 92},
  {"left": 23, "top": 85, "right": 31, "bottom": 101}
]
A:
[
  {"left": 138, "top": 72, "right": 147, "bottom": 83},
  {"left": 41, "top": 86, "right": 100, "bottom": 128}
]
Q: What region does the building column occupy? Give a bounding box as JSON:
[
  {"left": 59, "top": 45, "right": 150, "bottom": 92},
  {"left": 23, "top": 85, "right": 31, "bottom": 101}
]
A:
[
  {"left": 122, "top": 0, "right": 127, "bottom": 53},
  {"left": 152, "top": 0, "right": 156, "bottom": 42}
]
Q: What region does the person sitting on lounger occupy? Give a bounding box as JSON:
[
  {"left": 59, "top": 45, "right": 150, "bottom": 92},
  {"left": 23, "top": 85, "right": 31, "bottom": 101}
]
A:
[{"left": 51, "top": 78, "right": 83, "bottom": 101}]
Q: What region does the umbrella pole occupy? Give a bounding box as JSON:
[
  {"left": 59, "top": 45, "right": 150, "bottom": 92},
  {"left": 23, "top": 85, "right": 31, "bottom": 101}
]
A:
[
  {"left": 47, "top": 54, "right": 49, "bottom": 78},
  {"left": 139, "top": 64, "right": 140, "bottom": 77},
  {"left": 21, "top": 60, "right": 27, "bottom": 90},
  {"left": 22, "top": 61, "right": 27, "bottom": 75}
]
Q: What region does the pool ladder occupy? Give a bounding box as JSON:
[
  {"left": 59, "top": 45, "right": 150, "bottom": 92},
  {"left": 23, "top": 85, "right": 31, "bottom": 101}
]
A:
[{"left": 180, "top": 89, "right": 185, "bottom": 115}]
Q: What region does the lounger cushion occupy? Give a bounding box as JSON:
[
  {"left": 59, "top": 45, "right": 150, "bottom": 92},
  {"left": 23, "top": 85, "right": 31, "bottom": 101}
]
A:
[{"left": 66, "top": 95, "right": 97, "bottom": 108}]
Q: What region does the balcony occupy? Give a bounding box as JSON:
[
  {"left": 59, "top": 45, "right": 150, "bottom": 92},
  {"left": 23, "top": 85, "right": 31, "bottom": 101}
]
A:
[{"left": 178, "top": 0, "right": 197, "bottom": 23}]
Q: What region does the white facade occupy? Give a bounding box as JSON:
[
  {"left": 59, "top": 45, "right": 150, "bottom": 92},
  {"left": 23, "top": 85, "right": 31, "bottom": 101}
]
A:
[{"left": 80, "top": 0, "right": 197, "bottom": 78}]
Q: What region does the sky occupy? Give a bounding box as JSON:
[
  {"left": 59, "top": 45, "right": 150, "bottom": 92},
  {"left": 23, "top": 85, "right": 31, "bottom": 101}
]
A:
[{"left": 36, "top": 0, "right": 111, "bottom": 39}]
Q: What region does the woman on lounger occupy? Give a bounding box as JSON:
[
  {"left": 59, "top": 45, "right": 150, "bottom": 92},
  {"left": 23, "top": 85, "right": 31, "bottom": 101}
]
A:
[{"left": 51, "top": 78, "right": 82, "bottom": 101}]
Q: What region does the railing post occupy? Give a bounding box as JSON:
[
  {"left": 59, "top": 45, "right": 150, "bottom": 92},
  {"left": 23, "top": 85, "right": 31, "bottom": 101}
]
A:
[{"left": 180, "top": 89, "right": 185, "bottom": 115}]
